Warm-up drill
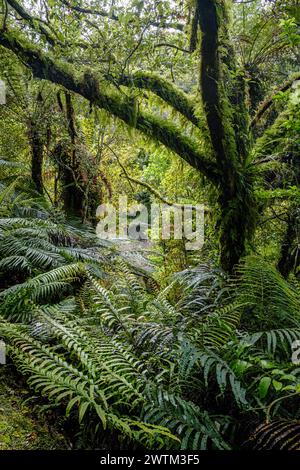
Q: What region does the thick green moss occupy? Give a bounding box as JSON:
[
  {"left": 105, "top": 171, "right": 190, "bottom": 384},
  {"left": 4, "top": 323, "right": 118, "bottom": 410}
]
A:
[
  {"left": 0, "top": 366, "right": 69, "bottom": 450},
  {"left": 116, "top": 71, "right": 200, "bottom": 127}
]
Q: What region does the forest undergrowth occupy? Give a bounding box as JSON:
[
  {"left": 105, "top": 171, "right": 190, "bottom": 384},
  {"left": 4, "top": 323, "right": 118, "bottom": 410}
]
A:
[{"left": 0, "top": 192, "right": 300, "bottom": 450}]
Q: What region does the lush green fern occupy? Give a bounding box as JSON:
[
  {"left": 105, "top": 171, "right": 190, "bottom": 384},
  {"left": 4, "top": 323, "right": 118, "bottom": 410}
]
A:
[{"left": 1, "top": 198, "right": 300, "bottom": 450}]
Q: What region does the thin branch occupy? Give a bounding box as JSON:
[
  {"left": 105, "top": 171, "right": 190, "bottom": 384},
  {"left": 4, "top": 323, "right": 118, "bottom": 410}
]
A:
[
  {"left": 120, "top": 172, "right": 187, "bottom": 208},
  {"left": 103, "top": 142, "right": 134, "bottom": 191},
  {"left": 251, "top": 72, "right": 300, "bottom": 128},
  {"left": 105, "top": 143, "right": 208, "bottom": 210},
  {"left": 106, "top": 143, "right": 195, "bottom": 208},
  {"left": 6, "top": 0, "right": 57, "bottom": 45},
  {"left": 154, "top": 42, "right": 191, "bottom": 54},
  {"left": 58, "top": 0, "right": 184, "bottom": 31},
  {"left": 122, "top": 23, "right": 149, "bottom": 74}
]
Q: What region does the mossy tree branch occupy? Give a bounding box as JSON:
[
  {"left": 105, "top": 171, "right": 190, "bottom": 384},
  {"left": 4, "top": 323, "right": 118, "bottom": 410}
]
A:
[
  {"left": 0, "top": 29, "right": 219, "bottom": 184},
  {"left": 109, "top": 71, "right": 200, "bottom": 127}
]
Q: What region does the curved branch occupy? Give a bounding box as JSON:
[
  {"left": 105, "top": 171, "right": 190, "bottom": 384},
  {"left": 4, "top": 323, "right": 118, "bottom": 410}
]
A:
[
  {"left": 251, "top": 72, "right": 300, "bottom": 128},
  {"left": 58, "top": 0, "right": 118, "bottom": 19},
  {"left": 6, "top": 0, "right": 112, "bottom": 51},
  {"left": 154, "top": 42, "right": 191, "bottom": 54},
  {"left": 110, "top": 147, "right": 177, "bottom": 206},
  {"left": 109, "top": 71, "right": 200, "bottom": 127},
  {"left": 120, "top": 173, "right": 176, "bottom": 207},
  {"left": 115, "top": 160, "right": 205, "bottom": 209},
  {"left": 105, "top": 138, "right": 211, "bottom": 211},
  {"left": 6, "top": 0, "right": 57, "bottom": 46},
  {"left": 0, "top": 29, "right": 219, "bottom": 185},
  {"left": 58, "top": 0, "right": 184, "bottom": 31}
]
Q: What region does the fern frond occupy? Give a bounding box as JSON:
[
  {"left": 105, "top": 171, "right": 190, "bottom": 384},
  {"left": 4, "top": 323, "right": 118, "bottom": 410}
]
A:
[
  {"left": 143, "top": 388, "right": 230, "bottom": 450},
  {"left": 247, "top": 419, "right": 300, "bottom": 450},
  {"left": 242, "top": 328, "right": 300, "bottom": 356}
]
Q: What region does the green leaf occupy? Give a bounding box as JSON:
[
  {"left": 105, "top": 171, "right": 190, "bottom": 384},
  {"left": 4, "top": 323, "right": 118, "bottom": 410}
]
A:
[
  {"left": 94, "top": 404, "right": 107, "bottom": 430},
  {"left": 259, "top": 377, "right": 272, "bottom": 399},
  {"left": 272, "top": 379, "right": 283, "bottom": 392},
  {"left": 66, "top": 397, "right": 80, "bottom": 417},
  {"left": 79, "top": 401, "right": 90, "bottom": 423}
]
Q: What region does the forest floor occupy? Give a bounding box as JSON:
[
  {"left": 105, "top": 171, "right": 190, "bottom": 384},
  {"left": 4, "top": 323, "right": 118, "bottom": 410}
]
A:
[{"left": 0, "top": 365, "right": 70, "bottom": 450}]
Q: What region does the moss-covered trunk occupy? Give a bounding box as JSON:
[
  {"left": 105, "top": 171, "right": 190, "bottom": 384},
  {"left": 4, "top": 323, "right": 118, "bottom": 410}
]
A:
[
  {"left": 277, "top": 205, "right": 300, "bottom": 278},
  {"left": 55, "top": 93, "right": 102, "bottom": 222},
  {"left": 29, "top": 121, "right": 44, "bottom": 194},
  {"left": 54, "top": 142, "right": 84, "bottom": 219},
  {"left": 197, "top": 0, "right": 256, "bottom": 273},
  {"left": 218, "top": 177, "right": 256, "bottom": 273}
]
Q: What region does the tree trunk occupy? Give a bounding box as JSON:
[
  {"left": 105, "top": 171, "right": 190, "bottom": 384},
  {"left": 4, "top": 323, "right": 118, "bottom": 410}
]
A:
[
  {"left": 218, "top": 185, "right": 255, "bottom": 274},
  {"left": 55, "top": 93, "right": 102, "bottom": 222},
  {"left": 54, "top": 142, "right": 84, "bottom": 219},
  {"left": 277, "top": 206, "right": 300, "bottom": 278},
  {"left": 29, "top": 122, "right": 44, "bottom": 194},
  {"left": 197, "top": 0, "right": 256, "bottom": 274}
]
